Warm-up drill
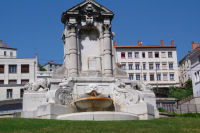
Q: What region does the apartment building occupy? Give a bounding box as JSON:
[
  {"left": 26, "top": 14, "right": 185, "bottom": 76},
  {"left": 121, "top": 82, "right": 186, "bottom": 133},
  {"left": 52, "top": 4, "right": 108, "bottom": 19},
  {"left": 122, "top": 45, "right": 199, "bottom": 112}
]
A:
[
  {"left": 115, "top": 40, "right": 179, "bottom": 97},
  {"left": 179, "top": 42, "right": 199, "bottom": 86},
  {"left": 190, "top": 48, "right": 200, "bottom": 97},
  {"left": 43, "top": 61, "right": 62, "bottom": 72},
  {"left": 0, "top": 40, "right": 37, "bottom": 101}
]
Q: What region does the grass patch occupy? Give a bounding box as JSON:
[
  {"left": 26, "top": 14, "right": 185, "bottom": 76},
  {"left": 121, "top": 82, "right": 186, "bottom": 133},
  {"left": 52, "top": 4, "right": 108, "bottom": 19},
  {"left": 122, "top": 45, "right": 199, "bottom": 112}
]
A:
[{"left": 0, "top": 117, "right": 200, "bottom": 133}]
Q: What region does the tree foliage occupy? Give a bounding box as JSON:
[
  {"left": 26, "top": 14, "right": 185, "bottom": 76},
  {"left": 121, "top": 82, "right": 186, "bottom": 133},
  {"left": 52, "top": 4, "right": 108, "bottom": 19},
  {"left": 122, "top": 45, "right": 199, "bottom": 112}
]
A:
[
  {"left": 38, "top": 64, "right": 46, "bottom": 71},
  {"left": 168, "top": 79, "right": 193, "bottom": 100}
]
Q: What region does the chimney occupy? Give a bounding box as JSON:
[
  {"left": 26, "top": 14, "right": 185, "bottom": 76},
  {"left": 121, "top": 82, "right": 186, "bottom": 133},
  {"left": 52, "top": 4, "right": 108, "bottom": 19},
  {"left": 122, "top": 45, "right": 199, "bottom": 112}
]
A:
[
  {"left": 161, "top": 40, "right": 164, "bottom": 46},
  {"left": 138, "top": 40, "right": 142, "bottom": 46},
  {"left": 0, "top": 40, "right": 2, "bottom": 47},
  {"left": 171, "top": 40, "right": 175, "bottom": 46},
  {"left": 197, "top": 47, "right": 200, "bottom": 51},
  {"left": 4, "top": 43, "right": 7, "bottom": 48},
  {"left": 48, "top": 61, "right": 54, "bottom": 64},
  {"left": 114, "top": 41, "right": 117, "bottom": 47},
  {"left": 192, "top": 41, "right": 199, "bottom": 50}
]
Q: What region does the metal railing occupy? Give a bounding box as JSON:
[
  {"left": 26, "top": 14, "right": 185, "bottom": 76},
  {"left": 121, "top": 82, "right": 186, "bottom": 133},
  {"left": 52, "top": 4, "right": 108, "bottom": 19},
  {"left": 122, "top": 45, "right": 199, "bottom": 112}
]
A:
[{"left": 158, "top": 104, "right": 200, "bottom": 113}]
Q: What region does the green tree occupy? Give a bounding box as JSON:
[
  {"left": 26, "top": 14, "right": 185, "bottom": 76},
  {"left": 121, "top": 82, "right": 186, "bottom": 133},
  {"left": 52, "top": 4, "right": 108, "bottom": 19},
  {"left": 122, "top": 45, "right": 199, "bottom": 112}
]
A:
[
  {"left": 184, "top": 79, "right": 193, "bottom": 96},
  {"left": 168, "top": 79, "right": 193, "bottom": 100},
  {"left": 38, "top": 64, "right": 46, "bottom": 71}
]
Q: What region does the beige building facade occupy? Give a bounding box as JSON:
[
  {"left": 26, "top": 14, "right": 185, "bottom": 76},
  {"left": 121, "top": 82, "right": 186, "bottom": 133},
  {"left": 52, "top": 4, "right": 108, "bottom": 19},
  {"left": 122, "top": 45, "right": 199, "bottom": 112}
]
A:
[
  {"left": 115, "top": 40, "right": 180, "bottom": 97},
  {"left": 0, "top": 41, "right": 37, "bottom": 101}
]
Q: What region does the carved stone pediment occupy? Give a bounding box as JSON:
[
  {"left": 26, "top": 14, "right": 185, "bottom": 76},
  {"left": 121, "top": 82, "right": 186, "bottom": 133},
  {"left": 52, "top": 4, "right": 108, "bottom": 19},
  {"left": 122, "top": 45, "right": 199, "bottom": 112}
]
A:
[{"left": 62, "top": 0, "right": 114, "bottom": 24}]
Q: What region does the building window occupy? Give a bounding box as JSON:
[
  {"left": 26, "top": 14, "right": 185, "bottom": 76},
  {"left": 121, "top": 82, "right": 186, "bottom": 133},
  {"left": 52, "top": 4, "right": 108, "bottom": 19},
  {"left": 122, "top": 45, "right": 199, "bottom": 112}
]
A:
[
  {"left": 195, "top": 71, "right": 200, "bottom": 83},
  {"left": 163, "top": 73, "right": 168, "bottom": 81},
  {"left": 21, "top": 79, "right": 29, "bottom": 85},
  {"left": 10, "top": 52, "right": 13, "bottom": 57},
  {"left": 155, "top": 52, "right": 159, "bottom": 58},
  {"left": 121, "top": 64, "right": 126, "bottom": 70},
  {"left": 161, "top": 52, "right": 166, "bottom": 58},
  {"left": 9, "top": 80, "right": 17, "bottom": 85},
  {"left": 9, "top": 65, "right": 17, "bottom": 73},
  {"left": 4, "top": 51, "right": 6, "bottom": 56},
  {"left": 128, "top": 52, "right": 132, "bottom": 58},
  {"left": 136, "top": 74, "right": 140, "bottom": 81},
  {"left": 168, "top": 52, "right": 172, "bottom": 58},
  {"left": 195, "top": 72, "right": 197, "bottom": 82},
  {"left": 150, "top": 74, "right": 154, "bottom": 81},
  {"left": 148, "top": 52, "right": 153, "bottom": 58},
  {"left": 157, "top": 74, "right": 161, "bottom": 81},
  {"left": 162, "top": 63, "right": 167, "bottom": 70},
  {"left": 149, "top": 63, "right": 154, "bottom": 70},
  {"left": 128, "top": 64, "right": 133, "bottom": 70},
  {"left": 7, "top": 89, "right": 13, "bottom": 99},
  {"left": 143, "top": 64, "right": 146, "bottom": 70},
  {"left": 20, "top": 89, "right": 24, "bottom": 98},
  {"left": 21, "top": 65, "right": 29, "bottom": 73},
  {"left": 169, "top": 63, "right": 173, "bottom": 69},
  {"left": 135, "top": 52, "right": 139, "bottom": 58},
  {"left": 170, "top": 74, "right": 174, "bottom": 81},
  {"left": 129, "top": 74, "right": 134, "bottom": 80},
  {"left": 156, "top": 64, "right": 160, "bottom": 70},
  {"left": 0, "top": 80, "right": 4, "bottom": 84},
  {"left": 199, "top": 56, "right": 200, "bottom": 62},
  {"left": 121, "top": 52, "right": 125, "bottom": 59},
  {"left": 135, "top": 64, "right": 140, "bottom": 70},
  {"left": 0, "top": 65, "right": 4, "bottom": 73},
  {"left": 142, "top": 52, "right": 145, "bottom": 58},
  {"left": 144, "top": 74, "right": 147, "bottom": 81}
]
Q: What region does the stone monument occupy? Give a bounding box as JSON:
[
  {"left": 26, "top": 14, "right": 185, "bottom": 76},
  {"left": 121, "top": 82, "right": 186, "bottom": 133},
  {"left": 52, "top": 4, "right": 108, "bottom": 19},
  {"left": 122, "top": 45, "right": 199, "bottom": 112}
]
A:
[{"left": 22, "top": 0, "right": 159, "bottom": 120}]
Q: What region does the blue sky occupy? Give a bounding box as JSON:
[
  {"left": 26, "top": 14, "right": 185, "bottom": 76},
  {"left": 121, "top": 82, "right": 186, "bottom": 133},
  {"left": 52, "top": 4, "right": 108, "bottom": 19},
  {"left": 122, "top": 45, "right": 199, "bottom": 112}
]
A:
[{"left": 0, "top": 0, "right": 199, "bottom": 65}]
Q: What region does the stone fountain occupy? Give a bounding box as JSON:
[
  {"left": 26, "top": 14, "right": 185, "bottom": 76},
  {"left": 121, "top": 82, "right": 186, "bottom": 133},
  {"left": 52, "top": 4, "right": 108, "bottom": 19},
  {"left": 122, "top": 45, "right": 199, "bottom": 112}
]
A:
[{"left": 22, "top": 0, "right": 159, "bottom": 120}]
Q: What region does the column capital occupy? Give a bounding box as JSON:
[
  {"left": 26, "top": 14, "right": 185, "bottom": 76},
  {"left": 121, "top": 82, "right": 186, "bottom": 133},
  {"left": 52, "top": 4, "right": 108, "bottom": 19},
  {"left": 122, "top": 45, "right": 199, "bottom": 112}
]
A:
[
  {"left": 103, "top": 24, "right": 111, "bottom": 34},
  {"left": 67, "top": 23, "right": 78, "bottom": 32}
]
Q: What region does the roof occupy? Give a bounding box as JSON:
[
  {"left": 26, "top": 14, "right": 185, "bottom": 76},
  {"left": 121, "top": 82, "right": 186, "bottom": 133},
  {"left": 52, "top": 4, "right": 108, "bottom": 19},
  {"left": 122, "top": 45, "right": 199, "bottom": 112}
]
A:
[
  {"left": 43, "top": 62, "right": 63, "bottom": 67},
  {"left": 62, "top": 0, "right": 114, "bottom": 23},
  {"left": 0, "top": 46, "right": 17, "bottom": 50},
  {"left": 67, "top": 0, "right": 113, "bottom": 14},
  {"left": 179, "top": 52, "right": 192, "bottom": 64},
  {"left": 114, "top": 45, "right": 176, "bottom": 48}
]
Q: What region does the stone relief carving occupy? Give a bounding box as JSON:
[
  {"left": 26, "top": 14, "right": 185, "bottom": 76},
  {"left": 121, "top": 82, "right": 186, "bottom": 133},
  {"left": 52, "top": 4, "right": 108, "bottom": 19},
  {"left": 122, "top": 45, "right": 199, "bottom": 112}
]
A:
[
  {"left": 110, "top": 80, "right": 143, "bottom": 106},
  {"left": 131, "top": 81, "right": 153, "bottom": 91},
  {"left": 55, "top": 78, "right": 74, "bottom": 105},
  {"left": 85, "top": 15, "right": 94, "bottom": 26},
  {"left": 85, "top": 84, "right": 102, "bottom": 96},
  {"left": 84, "top": 4, "right": 96, "bottom": 25},
  {"left": 23, "top": 79, "right": 50, "bottom": 92}
]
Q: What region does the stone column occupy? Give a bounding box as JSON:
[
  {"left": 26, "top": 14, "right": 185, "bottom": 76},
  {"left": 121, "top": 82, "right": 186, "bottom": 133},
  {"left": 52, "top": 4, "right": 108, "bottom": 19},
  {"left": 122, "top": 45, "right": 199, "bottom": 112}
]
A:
[
  {"left": 17, "top": 64, "right": 21, "bottom": 84},
  {"left": 4, "top": 64, "right": 8, "bottom": 84},
  {"left": 103, "top": 24, "right": 113, "bottom": 77},
  {"left": 67, "top": 23, "right": 78, "bottom": 77}
]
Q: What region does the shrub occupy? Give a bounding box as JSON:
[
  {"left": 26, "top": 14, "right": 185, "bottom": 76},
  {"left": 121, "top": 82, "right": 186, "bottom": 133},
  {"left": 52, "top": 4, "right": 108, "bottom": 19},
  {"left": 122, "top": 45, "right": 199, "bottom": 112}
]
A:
[
  {"left": 175, "top": 113, "right": 200, "bottom": 118},
  {"left": 168, "top": 79, "right": 193, "bottom": 100},
  {"left": 158, "top": 107, "right": 167, "bottom": 112}
]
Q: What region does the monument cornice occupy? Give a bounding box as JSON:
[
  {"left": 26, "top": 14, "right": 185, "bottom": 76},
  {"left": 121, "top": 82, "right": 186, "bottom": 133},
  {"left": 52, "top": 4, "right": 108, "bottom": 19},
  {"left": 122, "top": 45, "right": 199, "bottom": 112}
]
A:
[{"left": 61, "top": 0, "right": 114, "bottom": 24}]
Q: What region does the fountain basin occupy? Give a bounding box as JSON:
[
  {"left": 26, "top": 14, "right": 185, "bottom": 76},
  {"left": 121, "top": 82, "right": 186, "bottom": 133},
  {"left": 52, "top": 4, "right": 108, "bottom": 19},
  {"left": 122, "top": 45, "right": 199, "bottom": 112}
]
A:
[
  {"left": 57, "top": 112, "right": 139, "bottom": 121},
  {"left": 74, "top": 97, "right": 114, "bottom": 112}
]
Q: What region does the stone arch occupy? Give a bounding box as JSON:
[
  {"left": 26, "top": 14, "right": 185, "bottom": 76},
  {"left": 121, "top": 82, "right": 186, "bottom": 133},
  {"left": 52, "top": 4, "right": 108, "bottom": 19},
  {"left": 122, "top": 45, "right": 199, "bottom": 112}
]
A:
[{"left": 78, "top": 26, "right": 100, "bottom": 40}]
